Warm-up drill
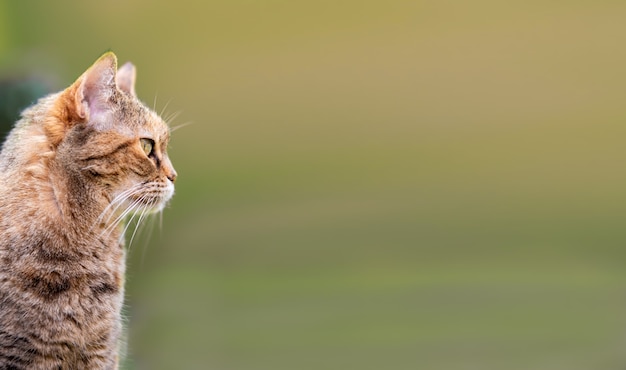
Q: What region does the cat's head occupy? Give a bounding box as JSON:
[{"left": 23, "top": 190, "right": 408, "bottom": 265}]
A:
[{"left": 47, "top": 52, "right": 176, "bottom": 216}]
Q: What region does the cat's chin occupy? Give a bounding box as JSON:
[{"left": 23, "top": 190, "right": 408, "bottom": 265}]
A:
[{"left": 143, "top": 198, "right": 170, "bottom": 214}]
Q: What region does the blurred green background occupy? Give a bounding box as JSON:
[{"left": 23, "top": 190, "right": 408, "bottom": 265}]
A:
[{"left": 2, "top": 1, "right": 626, "bottom": 369}]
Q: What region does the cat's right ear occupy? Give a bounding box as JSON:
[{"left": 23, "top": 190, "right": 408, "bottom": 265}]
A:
[
  {"left": 71, "top": 52, "right": 118, "bottom": 122},
  {"left": 116, "top": 62, "right": 136, "bottom": 97}
]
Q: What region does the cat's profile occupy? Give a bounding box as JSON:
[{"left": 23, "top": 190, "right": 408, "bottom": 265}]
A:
[{"left": 0, "top": 52, "right": 176, "bottom": 369}]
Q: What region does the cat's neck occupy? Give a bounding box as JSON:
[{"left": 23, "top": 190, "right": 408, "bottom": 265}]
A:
[{"left": 1, "top": 103, "right": 120, "bottom": 242}]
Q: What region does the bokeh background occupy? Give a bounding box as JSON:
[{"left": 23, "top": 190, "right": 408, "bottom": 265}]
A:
[{"left": 2, "top": 1, "right": 626, "bottom": 369}]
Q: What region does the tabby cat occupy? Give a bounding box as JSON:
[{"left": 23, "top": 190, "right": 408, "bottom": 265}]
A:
[{"left": 0, "top": 52, "right": 177, "bottom": 369}]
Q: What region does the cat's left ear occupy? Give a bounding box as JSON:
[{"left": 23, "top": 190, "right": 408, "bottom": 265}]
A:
[
  {"left": 116, "top": 62, "right": 136, "bottom": 97},
  {"left": 73, "top": 52, "right": 118, "bottom": 122}
]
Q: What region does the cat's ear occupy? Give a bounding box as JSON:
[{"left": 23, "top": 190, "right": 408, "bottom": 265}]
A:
[
  {"left": 116, "top": 62, "right": 136, "bottom": 97},
  {"left": 72, "top": 52, "right": 118, "bottom": 122},
  {"left": 47, "top": 53, "right": 119, "bottom": 145}
]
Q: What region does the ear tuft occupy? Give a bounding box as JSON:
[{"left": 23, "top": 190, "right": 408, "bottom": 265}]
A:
[{"left": 116, "top": 62, "right": 137, "bottom": 97}]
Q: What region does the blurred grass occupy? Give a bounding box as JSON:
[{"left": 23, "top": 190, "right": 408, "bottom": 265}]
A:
[{"left": 2, "top": 1, "right": 626, "bottom": 369}]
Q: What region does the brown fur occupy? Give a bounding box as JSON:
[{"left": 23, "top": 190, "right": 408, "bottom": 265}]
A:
[{"left": 0, "top": 52, "right": 176, "bottom": 369}]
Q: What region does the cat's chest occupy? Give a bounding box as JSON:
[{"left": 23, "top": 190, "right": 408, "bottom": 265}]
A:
[{"left": 3, "top": 228, "right": 127, "bottom": 303}]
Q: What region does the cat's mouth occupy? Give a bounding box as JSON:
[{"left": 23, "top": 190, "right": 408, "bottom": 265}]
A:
[
  {"left": 97, "top": 181, "right": 174, "bottom": 235},
  {"left": 127, "top": 181, "right": 174, "bottom": 214}
]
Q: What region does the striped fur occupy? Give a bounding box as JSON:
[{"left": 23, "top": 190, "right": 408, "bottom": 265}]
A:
[{"left": 0, "top": 53, "right": 176, "bottom": 369}]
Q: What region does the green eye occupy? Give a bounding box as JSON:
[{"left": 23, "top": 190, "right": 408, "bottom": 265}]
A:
[{"left": 140, "top": 138, "right": 154, "bottom": 156}]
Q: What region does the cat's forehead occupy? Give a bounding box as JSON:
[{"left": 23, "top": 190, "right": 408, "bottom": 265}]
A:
[
  {"left": 116, "top": 97, "right": 170, "bottom": 140},
  {"left": 141, "top": 109, "right": 170, "bottom": 140}
]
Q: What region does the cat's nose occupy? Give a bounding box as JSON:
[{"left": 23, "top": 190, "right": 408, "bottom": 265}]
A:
[
  {"left": 162, "top": 156, "right": 177, "bottom": 183},
  {"left": 167, "top": 170, "right": 177, "bottom": 183},
  {"left": 165, "top": 166, "right": 177, "bottom": 183}
]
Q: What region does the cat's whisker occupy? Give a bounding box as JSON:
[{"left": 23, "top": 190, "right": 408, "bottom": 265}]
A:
[
  {"left": 128, "top": 202, "right": 151, "bottom": 251},
  {"left": 95, "top": 185, "right": 145, "bottom": 231},
  {"left": 139, "top": 217, "right": 156, "bottom": 266},
  {"left": 159, "top": 98, "right": 174, "bottom": 118},
  {"left": 109, "top": 201, "right": 137, "bottom": 227},
  {"left": 153, "top": 92, "right": 158, "bottom": 112},
  {"left": 104, "top": 187, "right": 144, "bottom": 220},
  {"left": 169, "top": 121, "right": 193, "bottom": 133},
  {"left": 139, "top": 213, "right": 158, "bottom": 267},
  {"left": 125, "top": 198, "right": 147, "bottom": 243},
  {"left": 97, "top": 188, "right": 137, "bottom": 224},
  {"left": 114, "top": 200, "right": 144, "bottom": 240},
  {"left": 100, "top": 194, "right": 144, "bottom": 238},
  {"left": 163, "top": 110, "right": 182, "bottom": 124},
  {"left": 98, "top": 185, "right": 140, "bottom": 219},
  {"left": 125, "top": 194, "right": 157, "bottom": 250}
]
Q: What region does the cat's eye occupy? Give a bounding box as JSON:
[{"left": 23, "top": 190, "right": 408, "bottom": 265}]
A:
[{"left": 140, "top": 138, "right": 154, "bottom": 156}]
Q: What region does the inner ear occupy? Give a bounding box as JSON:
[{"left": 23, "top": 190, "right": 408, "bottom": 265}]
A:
[
  {"left": 46, "top": 53, "right": 119, "bottom": 146},
  {"left": 116, "top": 62, "right": 136, "bottom": 97},
  {"left": 74, "top": 52, "right": 118, "bottom": 122}
]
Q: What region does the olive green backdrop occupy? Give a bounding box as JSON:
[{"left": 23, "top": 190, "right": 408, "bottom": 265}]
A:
[{"left": 2, "top": 1, "right": 626, "bottom": 369}]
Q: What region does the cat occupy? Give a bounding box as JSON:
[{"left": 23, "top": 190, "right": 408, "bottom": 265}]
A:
[{"left": 0, "top": 52, "right": 177, "bottom": 369}]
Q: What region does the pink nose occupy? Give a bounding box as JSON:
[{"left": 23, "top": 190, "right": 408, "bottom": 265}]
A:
[
  {"left": 163, "top": 157, "right": 177, "bottom": 182},
  {"left": 166, "top": 167, "right": 177, "bottom": 183}
]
